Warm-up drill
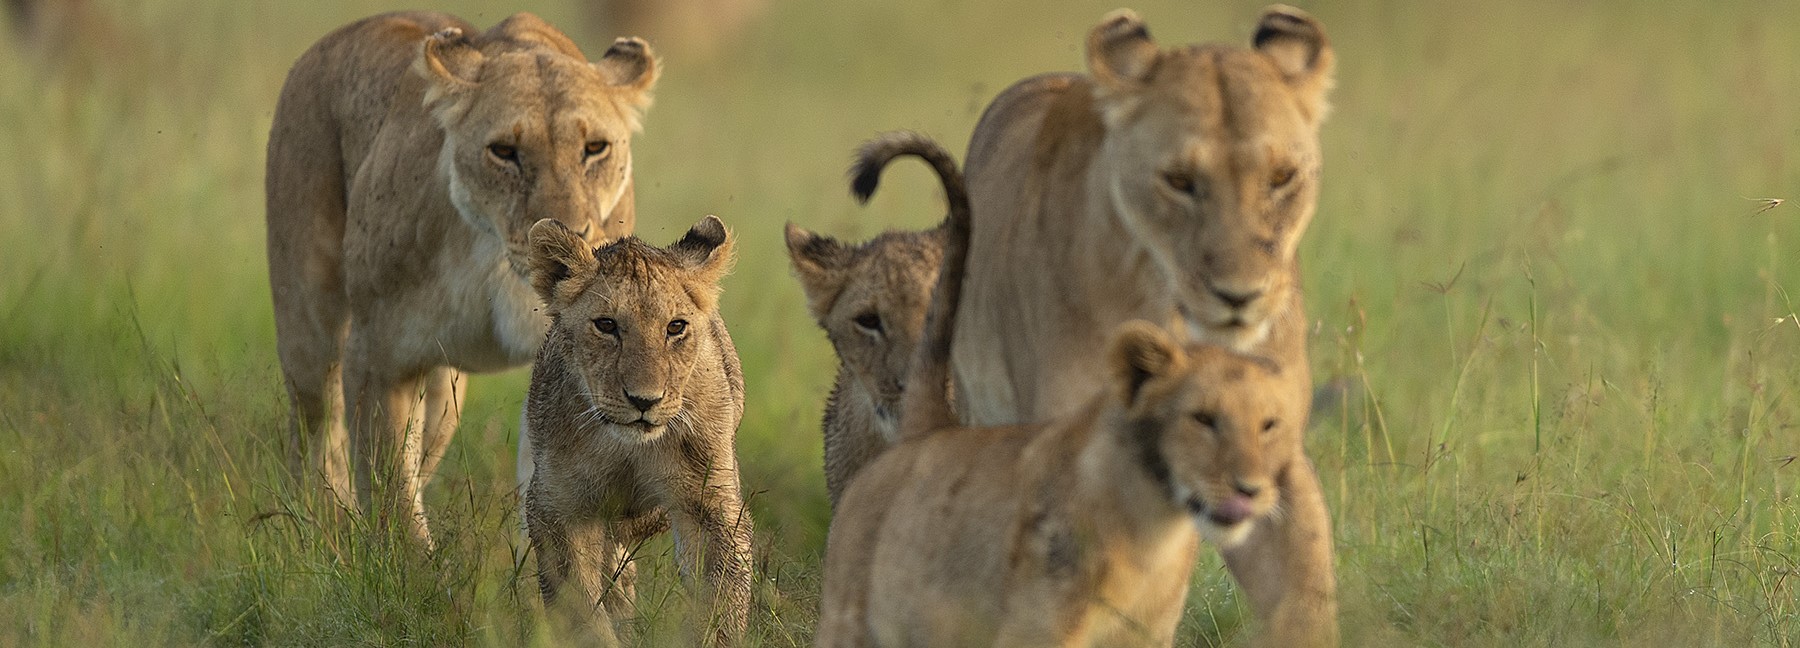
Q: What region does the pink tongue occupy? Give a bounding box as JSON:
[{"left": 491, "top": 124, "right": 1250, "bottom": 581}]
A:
[{"left": 1207, "top": 495, "right": 1253, "bottom": 526}]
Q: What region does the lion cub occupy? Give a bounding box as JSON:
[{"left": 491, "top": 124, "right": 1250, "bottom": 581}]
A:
[
  {"left": 817, "top": 321, "right": 1309, "bottom": 647},
  {"left": 523, "top": 216, "right": 752, "bottom": 645},
  {"left": 784, "top": 132, "right": 966, "bottom": 508}
]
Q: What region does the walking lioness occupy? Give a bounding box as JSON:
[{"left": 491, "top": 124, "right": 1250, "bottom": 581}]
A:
[
  {"left": 265, "top": 11, "right": 657, "bottom": 541},
  {"left": 947, "top": 6, "right": 1338, "bottom": 641},
  {"left": 817, "top": 131, "right": 1317, "bottom": 644}
]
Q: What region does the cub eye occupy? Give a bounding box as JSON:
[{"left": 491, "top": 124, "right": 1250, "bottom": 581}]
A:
[
  {"left": 1161, "top": 170, "right": 1197, "bottom": 196},
  {"left": 593, "top": 318, "right": 618, "bottom": 335},
  {"left": 666, "top": 319, "right": 688, "bottom": 336},
  {"left": 488, "top": 143, "right": 519, "bottom": 163},
  {"left": 1192, "top": 411, "right": 1217, "bottom": 429},
  {"left": 584, "top": 140, "right": 610, "bottom": 160},
  {"left": 1261, "top": 418, "right": 1279, "bottom": 433},
  {"left": 852, "top": 312, "right": 883, "bottom": 334},
  {"left": 1270, "top": 166, "right": 1297, "bottom": 190}
]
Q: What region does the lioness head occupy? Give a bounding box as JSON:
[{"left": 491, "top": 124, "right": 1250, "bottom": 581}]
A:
[
  {"left": 784, "top": 224, "right": 945, "bottom": 432},
  {"left": 1107, "top": 320, "right": 1303, "bottom": 547},
  {"left": 1085, "top": 6, "right": 1333, "bottom": 350},
  {"left": 417, "top": 15, "right": 660, "bottom": 276},
  {"left": 528, "top": 215, "right": 734, "bottom": 439}
]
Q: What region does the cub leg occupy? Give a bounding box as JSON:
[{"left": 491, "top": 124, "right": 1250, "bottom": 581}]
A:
[
  {"left": 670, "top": 480, "right": 754, "bottom": 645},
  {"left": 527, "top": 506, "right": 623, "bottom": 643}
]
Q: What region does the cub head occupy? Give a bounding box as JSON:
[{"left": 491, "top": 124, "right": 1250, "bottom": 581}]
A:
[
  {"left": 528, "top": 215, "right": 734, "bottom": 439},
  {"left": 784, "top": 223, "right": 945, "bottom": 435},
  {"left": 1107, "top": 320, "right": 1304, "bottom": 547},
  {"left": 1085, "top": 6, "right": 1333, "bottom": 350},
  {"left": 416, "top": 14, "right": 660, "bottom": 276}
]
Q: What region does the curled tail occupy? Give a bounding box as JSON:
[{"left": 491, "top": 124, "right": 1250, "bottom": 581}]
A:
[{"left": 849, "top": 131, "right": 970, "bottom": 441}]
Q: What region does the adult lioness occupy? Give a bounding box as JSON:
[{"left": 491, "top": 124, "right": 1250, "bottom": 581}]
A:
[
  {"left": 784, "top": 132, "right": 965, "bottom": 508},
  {"left": 265, "top": 11, "right": 658, "bottom": 541},
  {"left": 947, "top": 6, "right": 1338, "bottom": 642},
  {"left": 818, "top": 142, "right": 1315, "bottom": 643},
  {"left": 524, "top": 216, "right": 751, "bottom": 646}
]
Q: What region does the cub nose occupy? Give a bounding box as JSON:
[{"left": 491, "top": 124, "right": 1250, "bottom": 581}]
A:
[
  {"left": 1211, "top": 286, "right": 1262, "bottom": 310},
  {"left": 1233, "top": 480, "right": 1262, "bottom": 498},
  {"left": 624, "top": 391, "right": 663, "bottom": 413}
]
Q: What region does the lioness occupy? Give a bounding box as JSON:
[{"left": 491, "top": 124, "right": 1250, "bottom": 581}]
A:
[
  {"left": 265, "top": 11, "right": 657, "bottom": 541},
  {"left": 524, "top": 215, "right": 752, "bottom": 646},
  {"left": 817, "top": 156, "right": 1311, "bottom": 643},
  {"left": 784, "top": 132, "right": 966, "bottom": 508},
  {"left": 946, "top": 6, "right": 1338, "bottom": 640}
]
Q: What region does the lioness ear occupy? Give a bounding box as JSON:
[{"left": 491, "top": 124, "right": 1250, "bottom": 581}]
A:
[
  {"left": 1109, "top": 320, "right": 1186, "bottom": 406},
  {"left": 596, "top": 37, "right": 659, "bottom": 121},
  {"left": 671, "top": 215, "right": 735, "bottom": 310},
  {"left": 528, "top": 219, "right": 598, "bottom": 308},
  {"left": 1086, "top": 9, "right": 1161, "bottom": 93},
  {"left": 784, "top": 222, "right": 851, "bottom": 321},
  {"left": 414, "top": 28, "right": 484, "bottom": 123},
  {"left": 1253, "top": 4, "right": 1334, "bottom": 122}
]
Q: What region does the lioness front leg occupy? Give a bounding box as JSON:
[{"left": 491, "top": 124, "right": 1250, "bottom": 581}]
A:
[
  {"left": 415, "top": 366, "right": 466, "bottom": 488},
  {"left": 1220, "top": 456, "right": 1338, "bottom": 647},
  {"left": 670, "top": 490, "right": 753, "bottom": 645},
  {"left": 342, "top": 341, "right": 432, "bottom": 544}
]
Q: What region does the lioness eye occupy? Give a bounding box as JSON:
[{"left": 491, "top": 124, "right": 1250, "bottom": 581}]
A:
[
  {"left": 1161, "top": 170, "right": 1197, "bottom": 196},
  {"left": 852, "top": 312, "right": 883, "bottom": 334},
  {"left": 666, "top": 319, "right": 687, "bottom": 336},
  {"left": 593, "top": 318, "right": 618, "bottom": 335},
  {"left": 1270, "top": 166, "right": 1297, "bottom": 189},
  {"left": 1193, "top": 411, "right": 1217, "bottom": 429},
  {"left": 1261, "top": 418, "right": 1279, "bottom": 433},
  {"left": 488, "top": 143, "right": 519, "bottom": 163},
  {"left": 584, "top": 140, "right": 610, "bottom": 159}
]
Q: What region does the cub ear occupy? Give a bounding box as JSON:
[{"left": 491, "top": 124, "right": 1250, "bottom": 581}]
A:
[
  {"left": 784, "top": 222, "right": 852, "bottom": 321},
  {"left": 1086, "top": 9, "right": 1161, "bottom": 93},
  {"left": 595, "top": 37, "right": 659, "bottom": 121},
  {"left": 414, "top": 28, "right": 484, "bottom": 122},
  {"left": 1252, "top": 4, "right": 1334, "bottom": 122},
  {"left": 672, "top": 215, "right": 735, "bottom": 308},
  {"left": 1108, "top": 320, "right": 1186, "bottom": 406},
  {"left": 528, "top": 219, "right": 598, "bottom": 308}
]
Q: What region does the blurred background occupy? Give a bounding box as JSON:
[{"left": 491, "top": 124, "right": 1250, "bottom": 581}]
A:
[{"left": 0, "top": 0, "right": 1795, "bottom": 645}]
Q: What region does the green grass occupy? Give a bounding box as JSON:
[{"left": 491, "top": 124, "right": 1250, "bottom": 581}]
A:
[{"left": 2, "top": 0, "right": 1797, "bottom": 645}]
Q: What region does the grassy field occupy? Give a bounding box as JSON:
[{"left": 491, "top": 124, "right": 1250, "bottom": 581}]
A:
[{"left": 2, "top": 0, "right": 1797, "bottom": 645}]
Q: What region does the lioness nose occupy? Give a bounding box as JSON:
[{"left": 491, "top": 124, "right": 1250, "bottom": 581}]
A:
[
  {"left": 1212, "top": 287, "right": 1262, "bottom": 310},
  {"left": 624, "top": 391, "right": 663, "bottom": 412}
]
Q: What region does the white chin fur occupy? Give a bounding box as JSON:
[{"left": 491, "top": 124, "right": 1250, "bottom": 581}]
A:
[
  {"left": 1197, "top": 517, "right": 1255, "bottom": 548},
  {"left": 1184, "top": 316, "right": 1273, "bottom": 353}
]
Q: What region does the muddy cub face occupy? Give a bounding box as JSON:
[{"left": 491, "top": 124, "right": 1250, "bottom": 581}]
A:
[
  {"left": 1108, "top": 321, "right": 1304, "bottom": 546},
  {"left": 528, "top": 215, "right": 734, "bottom": 440}
]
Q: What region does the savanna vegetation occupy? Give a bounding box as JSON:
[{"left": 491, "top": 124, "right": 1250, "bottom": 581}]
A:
[{"left": 1, "top": 0, "right": 1795, "bottom": 645}]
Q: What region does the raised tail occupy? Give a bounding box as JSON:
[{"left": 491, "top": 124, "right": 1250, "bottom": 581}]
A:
[{"left": 848, "top": 132, "right": 970, "bottom": 441}]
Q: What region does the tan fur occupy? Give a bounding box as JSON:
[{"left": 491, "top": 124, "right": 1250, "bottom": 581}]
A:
[
  {"left": 944, "top": 7, "right": 1339, "bottom": 643},
  {"left": 264, "top": 11, "right": 658, "bottom": 541},
  {"left": 784, "top": 131, "right": 968, "bottom": 508},
  {"left": 785, "top": 224, "right": 943, "bottom": 507},
  {"left": 523, "top": 216, "right": 752, "bottom": 646},
  {"left": 817, "top": 322, "right": 1306, "bottom": 647}
]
